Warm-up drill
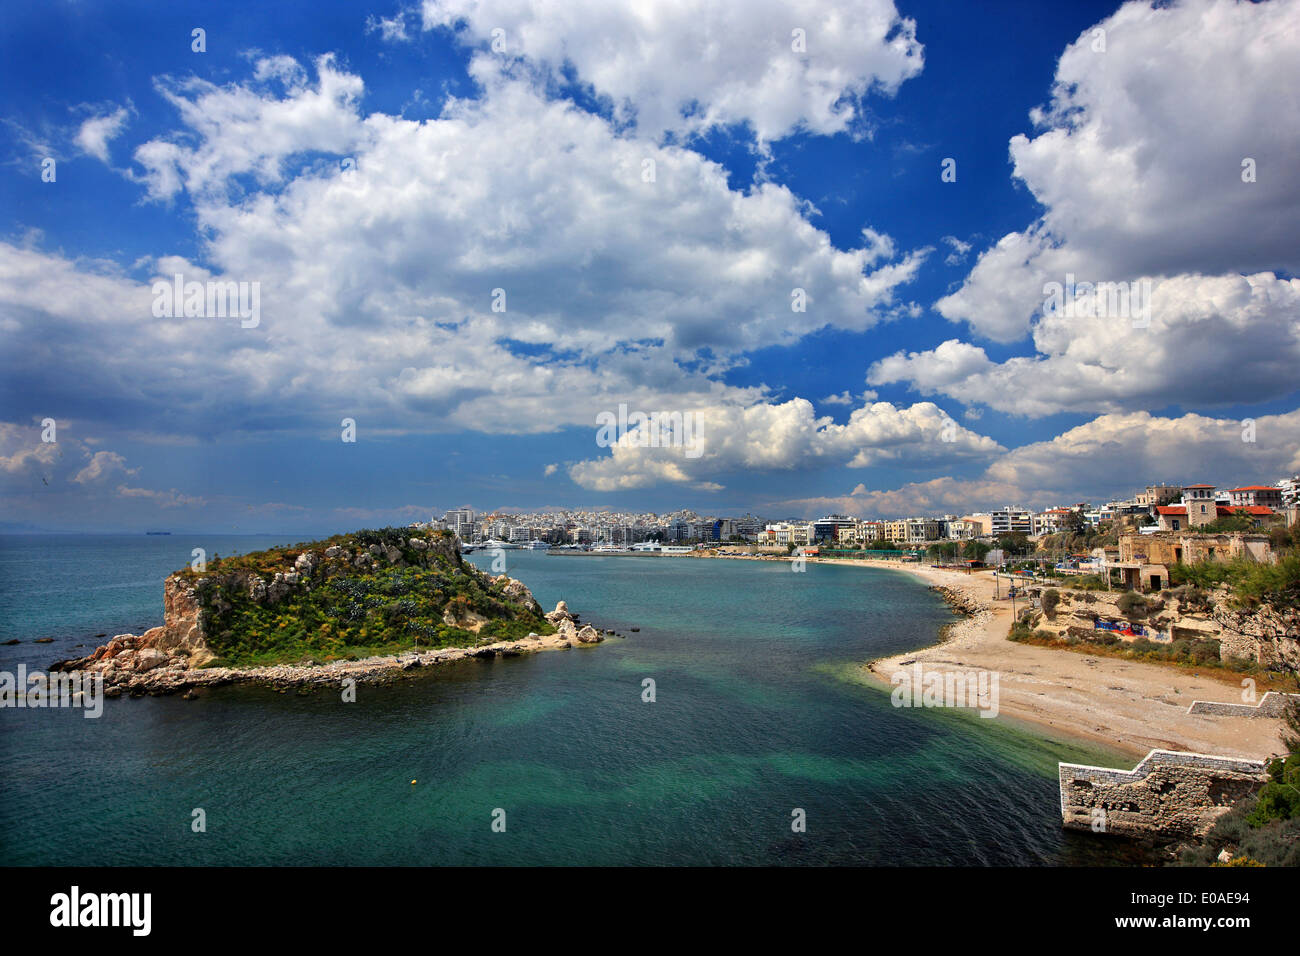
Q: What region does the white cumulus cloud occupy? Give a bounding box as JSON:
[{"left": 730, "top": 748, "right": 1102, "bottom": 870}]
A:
[{"left": 421, "top": 0, "right": 923, "bottom": 143}]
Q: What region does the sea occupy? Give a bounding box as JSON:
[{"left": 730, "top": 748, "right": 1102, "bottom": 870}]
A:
[{"left": 0, "top": 534, "right": 1152, "bottom": 865}]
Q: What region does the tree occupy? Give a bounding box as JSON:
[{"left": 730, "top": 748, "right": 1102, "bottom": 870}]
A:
[
  {"left": 926, "top": 541, "right": 958, "bottom": 562},
  {"left": 1199, "top": 514, "right": 1258, "bottom": 534},
  {"left": 998, "top": 533, "right": 1032, "bottom": 556}
]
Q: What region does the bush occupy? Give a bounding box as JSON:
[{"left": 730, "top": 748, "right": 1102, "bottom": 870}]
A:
[
  {"left": 1177, "top": 788, "right": 1300, "bottom": 867},
  {"left": 1041, "top": 588, "right": 1061, "bottom": 616},
  {"left": 1116, "top": 591, "right": 1149, "bottom": 618},
  {"left": 1246, "top": 755, "right": 1300, "bottom": 827},
  {"left": 1169, "top": 556, "right": 1300, "bottom": 608}
]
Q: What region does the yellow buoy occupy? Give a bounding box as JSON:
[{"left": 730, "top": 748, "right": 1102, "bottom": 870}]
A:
[{"left": 410, "top": 780, "right": 417, "bottom": 785}]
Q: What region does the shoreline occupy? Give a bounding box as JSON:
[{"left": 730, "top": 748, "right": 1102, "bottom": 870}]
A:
[
  {"left": 639, "top": 549, "right": 1286, "bottom": 761},
  {"left": 811, "top": 557, "right": 1285, "bottom": 761},
  {"left": 91, "top": 627, "right": 608, "bottom": 698},
  {"left": 48, "top": 547, "right": 1288, "bottom": 762}
]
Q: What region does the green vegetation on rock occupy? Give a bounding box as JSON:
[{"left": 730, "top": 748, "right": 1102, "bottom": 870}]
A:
[
  {"left": 1169, "top": 554, "right": 1300, "bottom": 608},
  {"left": 177, "top": 527, "right": 554, "bottom": 667}
]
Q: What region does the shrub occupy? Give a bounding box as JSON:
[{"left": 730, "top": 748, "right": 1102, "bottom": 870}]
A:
[
  {"left": 1116, "top": 591, "right": 1148, "bottom": 618},
  {"left": 1246, "top": 754, "right": 1300, "bottom": 827},
  {"left": 1041, "top": 588, "right": 1061, "bottom": 616},
  {"left": 1168, "top": 556, "right": 1300, "bottom": 609}
]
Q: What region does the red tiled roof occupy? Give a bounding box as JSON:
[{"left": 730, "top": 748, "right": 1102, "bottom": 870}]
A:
[
  {"left": 1227, "top": 486, "right": 1278, "bottom": 492},
  {"left": 1184, "top": 484, "right": 1215, "bottom": 489},
  {"left": 1156, "top": 506, "right": 1187, "bottom": 515},
  {"left": 1223, "top": 505, "right": 1275, "bottom": 516}
]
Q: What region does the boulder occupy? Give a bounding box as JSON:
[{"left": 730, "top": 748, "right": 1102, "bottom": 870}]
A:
[
  {"left": 266, "top": 573, "right": 287, "bottom": 604},
  {"left": 135, "top": 648, "right": 169, "bottom": 672},
  {"left": 442, "top": 605, "right": 489, "bottom": 633},
  {"left": 545, "top": 600, "right": 574, "bottom": 625},
  {"left": 575, "top": 625, "right": 602, "bottom": 644},
  {"left": 496, "top": 577, "right": 542, "bottom": 615}
]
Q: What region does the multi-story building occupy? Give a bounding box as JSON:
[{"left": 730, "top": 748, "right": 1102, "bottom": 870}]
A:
[
  {"left": 988, "top": 507, "right": 1032, "bottom": 536},
  {"left": 730, "top": 515, "right": 763, "bottom": 541},
  {"left": 811, "top": 514, "right": 858, "bottom": 542},
  {"left": 883, "top": 519, "right": 909, "bottom": 543},
  {"left": 1227, "top": 486, "right": 1284, "bottom": 510},
  {"left": 444, "top": 508, "right": 476, "bottom": 540},
  {"left": 903, "top": 518, "right": 940, "bottom": 545},
  {"left": 1135, "top": 484, "right": 1182, "bottom": 508},
  {"left": 763, "top": 522, "right": 813, "bottom": 547},
  {"left": 1278, "top": 476, "right": 1300, "bottom": 507},
  {"left": 941, "top": 517, "right": 980, "bottom": 540},
  {"left": 1181, "top": 484, "right": 1217, "bottom": 529},
  {"left": 1031, "top": 508, "right": 1074, "bottom": 536},
  {"left": 859, "top": 520, "right": 886, "bottom": 542}
]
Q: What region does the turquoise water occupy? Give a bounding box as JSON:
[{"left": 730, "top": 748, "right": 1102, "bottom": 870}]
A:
[{"left": 0, "top": 535, "right": 1143, "bottom": 865}]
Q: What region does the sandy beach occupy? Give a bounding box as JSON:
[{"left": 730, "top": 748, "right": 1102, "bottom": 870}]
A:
[{"left": 815, "top": 557, "right": 1288, "bottom": 761}]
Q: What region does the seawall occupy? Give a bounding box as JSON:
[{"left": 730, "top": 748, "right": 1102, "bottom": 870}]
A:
[{"left": 1059, "top": 749, "right": 1269, "bottom": 839}]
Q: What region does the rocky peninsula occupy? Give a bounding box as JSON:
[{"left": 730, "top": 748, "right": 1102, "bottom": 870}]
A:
[{"left": 49, "top": 528, "right": 610, "bottom": 697}]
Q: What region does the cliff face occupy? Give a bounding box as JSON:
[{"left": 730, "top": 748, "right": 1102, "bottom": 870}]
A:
[
  {"left": 1026, "top": 584, "right": 1299, "bottom": 673},
  {"left": 1213, "top": 604, "right": 1300, "bottom": 671},
  {"left": 55, "top": 528, "right": 558, "bottom": 677}
]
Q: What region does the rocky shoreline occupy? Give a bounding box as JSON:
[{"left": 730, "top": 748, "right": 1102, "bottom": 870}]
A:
[
  {"left": 927, "top": 583, "right": 989, "bottom": 641},
  {"left": 51, "top": 589, "right": 619, "bottom": 699}
]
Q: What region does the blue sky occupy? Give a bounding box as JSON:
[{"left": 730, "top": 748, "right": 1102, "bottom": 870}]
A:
[{"left": 1, "top": 0, "right": 1298, "bottom": 534}]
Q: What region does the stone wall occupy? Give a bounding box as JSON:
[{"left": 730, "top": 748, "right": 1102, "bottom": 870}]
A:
[
  {"left": 1059, "top": 750, "right": 1269, "bottom": 839},
  {"left": 1119, "top": 532, "right": 1273, "bottom": 565},
  {"left": 1212, "top": 605, "right": 1300, "bottom": 670},
  {"left": 1186, "top": 691, "right": 1300, "bottom": 718}
]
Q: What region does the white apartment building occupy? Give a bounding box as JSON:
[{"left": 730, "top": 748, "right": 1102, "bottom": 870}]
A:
[
  {"left": 1278, "top": 476, "right": 1300, "bottom": 506},
  {"left": 763, "top": 522, "right": 813, "bottom": 547},
  {"left": 941, "top": 517, "right": 979, "bottom": 540},
  {"left": 1227, "top": 485, "right": 1284, "bottom": 509},
  {"left": 988, "top": 507, "right": 1032, "bottom": 535},
  {"left": 444, "top": 509, "right": 476, "bottom": 540},
  {"left": 1031, "top": 508, "right": 1074, "bottom": 536}
]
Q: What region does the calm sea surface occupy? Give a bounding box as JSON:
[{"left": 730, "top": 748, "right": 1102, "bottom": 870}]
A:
[{"left": 0, "top": 534, "right": 1147, "bottom": 865}]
